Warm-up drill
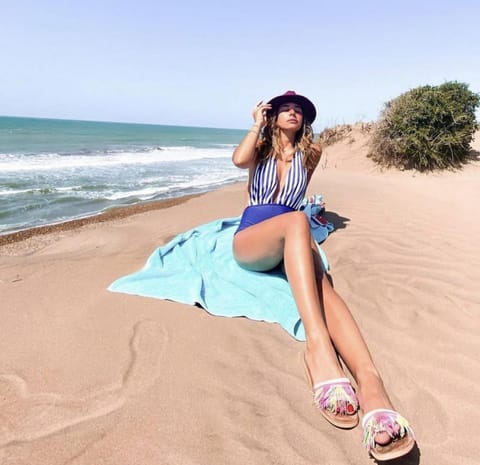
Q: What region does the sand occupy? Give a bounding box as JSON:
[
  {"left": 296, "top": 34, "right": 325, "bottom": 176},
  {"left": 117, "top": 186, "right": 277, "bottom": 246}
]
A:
[{"left": 1, "top": 128, "right": 479, "bottom": 464}]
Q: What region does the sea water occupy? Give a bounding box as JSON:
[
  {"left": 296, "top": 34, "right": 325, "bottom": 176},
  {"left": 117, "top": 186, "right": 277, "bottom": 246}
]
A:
[{"left": 0, "top": 116, "right": 247, "bottom": 234}]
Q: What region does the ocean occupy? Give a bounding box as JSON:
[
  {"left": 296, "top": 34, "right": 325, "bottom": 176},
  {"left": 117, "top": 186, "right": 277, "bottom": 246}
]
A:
[{"left": 0, "top": 116, "right": 247, "bottom": 235}]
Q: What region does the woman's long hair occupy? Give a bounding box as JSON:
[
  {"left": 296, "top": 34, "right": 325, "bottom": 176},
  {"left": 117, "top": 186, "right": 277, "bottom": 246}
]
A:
[{"left": 256, "top": 114, "right": 320, "bottom": 171}]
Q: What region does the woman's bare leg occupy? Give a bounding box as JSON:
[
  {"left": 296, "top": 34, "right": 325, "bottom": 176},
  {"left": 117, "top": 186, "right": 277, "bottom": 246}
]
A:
[
  {"left": 235, "top": 213, "right": 406, "bottom": 443},
  {"left": 311, "top": 247, "right": 398, "bottom": 444},
  {"left": 234, "top": 212, "right": 346, "bottom": 383}
]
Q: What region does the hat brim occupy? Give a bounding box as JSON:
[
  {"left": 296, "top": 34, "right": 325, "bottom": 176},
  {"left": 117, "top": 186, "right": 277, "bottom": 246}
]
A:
[{"left": 267, "top": 94, "right": 316, "bottom": 124}]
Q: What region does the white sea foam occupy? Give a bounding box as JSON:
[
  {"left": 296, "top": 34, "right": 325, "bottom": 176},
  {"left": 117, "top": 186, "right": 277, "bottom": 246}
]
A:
[
  {"left": 0, "top": 185, "right": 83, "bottom": 196},
  {"left": 212, "top": 143, "right": 238, "bottom": 148},
  {"left": 56, "top": 185, "right": 82, "bottom": 192},
  {"left": 0, "top": 188, "right": 32, "bottom": 196},
  {"left": 0, "top": 146, "right": 233, "bottom": 173},
  {"left": 103, "top": 173, "right": 244, "bottom": 201},
  {"left": 105, "top": 186, "right": 170, "bottom": 201}
]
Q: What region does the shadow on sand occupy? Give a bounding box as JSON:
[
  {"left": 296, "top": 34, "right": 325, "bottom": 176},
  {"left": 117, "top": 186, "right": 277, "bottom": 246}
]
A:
[{"left": 324, "top": 211, "right": 350, "bottom": 231}]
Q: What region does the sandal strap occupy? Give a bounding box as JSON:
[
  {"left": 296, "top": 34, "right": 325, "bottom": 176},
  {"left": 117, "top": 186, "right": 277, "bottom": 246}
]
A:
[
  {"left": 312, "top": 377, "right": 351, "bottom": 390},
  {"left": 362, "top": 408, "right": 397, "bottom": 428}
]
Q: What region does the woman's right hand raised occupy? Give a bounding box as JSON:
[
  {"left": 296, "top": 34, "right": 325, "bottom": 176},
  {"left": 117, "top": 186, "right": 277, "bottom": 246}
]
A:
[
  {"left": 232, "top": 101, "right": 271, "bottom": 168},
  {"left": 252, "top": 101, "right": 272, "bottom": 129}
]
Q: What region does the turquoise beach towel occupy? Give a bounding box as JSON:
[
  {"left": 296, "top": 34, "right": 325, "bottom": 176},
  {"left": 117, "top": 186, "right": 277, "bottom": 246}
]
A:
[{"left": 109, "top": 213, "right": 333, "bottom": 341}]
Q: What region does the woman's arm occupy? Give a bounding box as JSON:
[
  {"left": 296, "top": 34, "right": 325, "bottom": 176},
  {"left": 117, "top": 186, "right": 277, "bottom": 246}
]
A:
[{"left": 232, "top": 101, "right": 271, "bottom": 169}]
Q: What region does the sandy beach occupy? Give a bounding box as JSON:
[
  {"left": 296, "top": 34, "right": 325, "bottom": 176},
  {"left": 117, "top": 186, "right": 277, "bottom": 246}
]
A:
[{"left": 1, "top": 127, "right": 480, "bottom": 465}]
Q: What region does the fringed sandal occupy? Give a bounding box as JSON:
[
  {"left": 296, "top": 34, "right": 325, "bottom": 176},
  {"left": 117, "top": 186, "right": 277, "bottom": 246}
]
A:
[
  {"left": 362, "top": 409, "right": 416, "bottom": 461},
  {"left": 303, "top": 357, "right": 359, "bottom": 429}
]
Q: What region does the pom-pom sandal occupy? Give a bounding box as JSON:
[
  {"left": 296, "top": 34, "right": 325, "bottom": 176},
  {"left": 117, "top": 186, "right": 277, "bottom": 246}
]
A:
[
  {"left": 303, "top": 356, "right": 359, "bottom": 429},
  {"left": 362, "top": 408, "right": 416, "bottom": 461}
]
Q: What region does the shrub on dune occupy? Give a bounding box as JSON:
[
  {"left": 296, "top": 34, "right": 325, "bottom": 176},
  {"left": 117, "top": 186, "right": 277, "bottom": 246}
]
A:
[{"left": 369, "top": 81, "right": 479, "bottom": 171}]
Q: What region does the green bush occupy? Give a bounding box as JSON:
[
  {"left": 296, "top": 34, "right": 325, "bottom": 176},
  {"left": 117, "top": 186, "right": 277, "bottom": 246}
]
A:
[{"left": 369, "top": 81, "right": 479, "bottom": 170}]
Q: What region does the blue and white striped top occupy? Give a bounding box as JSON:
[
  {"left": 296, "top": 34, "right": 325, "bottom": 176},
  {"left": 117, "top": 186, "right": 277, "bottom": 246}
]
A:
[{"left": 249, "top": 151, "right": 307, "bottom": 210}]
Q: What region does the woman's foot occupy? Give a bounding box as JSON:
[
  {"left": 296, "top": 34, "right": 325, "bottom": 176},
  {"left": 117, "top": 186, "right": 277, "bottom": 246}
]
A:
[
  {"left": 356, "top": 371, "right": 394, "bottom": 445},
  {"left": 362, "top": 409, "right": 416, "bottom": 460},
  {"left": 356, "top": 371, "right": 415, "bottom": 457},
  {"left": 303, "top": 345, "right": 359, "bottom": 428}
]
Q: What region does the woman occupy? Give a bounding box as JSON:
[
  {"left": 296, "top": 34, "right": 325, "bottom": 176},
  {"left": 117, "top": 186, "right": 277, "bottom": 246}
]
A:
[{"left": 232, "top": 91, "right": 416, "bottom": 461}]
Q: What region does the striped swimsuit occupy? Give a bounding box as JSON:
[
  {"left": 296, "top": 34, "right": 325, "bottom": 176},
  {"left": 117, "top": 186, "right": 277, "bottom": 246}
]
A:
[{"left": 236, "top": 151, "right": 307, "bottom": 233}]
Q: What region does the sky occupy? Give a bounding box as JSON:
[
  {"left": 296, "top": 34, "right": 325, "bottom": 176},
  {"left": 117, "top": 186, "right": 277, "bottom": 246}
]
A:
[{"left": 1, "top": 0, "right": 479, "bottom": 131}]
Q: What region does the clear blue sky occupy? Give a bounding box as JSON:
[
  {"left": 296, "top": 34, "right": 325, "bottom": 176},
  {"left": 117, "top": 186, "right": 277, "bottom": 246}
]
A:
[{"left": 2, "top": 0, "right": 479, "bottom": 131}]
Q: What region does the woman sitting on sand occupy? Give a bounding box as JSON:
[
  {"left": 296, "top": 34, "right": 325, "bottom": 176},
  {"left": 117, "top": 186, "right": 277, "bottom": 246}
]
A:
[{"left": 232, "top": 91, "right": 416, "bottom": 461}]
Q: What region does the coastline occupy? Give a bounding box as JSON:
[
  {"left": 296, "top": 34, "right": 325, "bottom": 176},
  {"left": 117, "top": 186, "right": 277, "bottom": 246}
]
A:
[
  {"left": 0, "top": 193, "right": 203, "bottom": 247},
  {"left": 0, "top": 117, "right": 245, "bottom": 242}
]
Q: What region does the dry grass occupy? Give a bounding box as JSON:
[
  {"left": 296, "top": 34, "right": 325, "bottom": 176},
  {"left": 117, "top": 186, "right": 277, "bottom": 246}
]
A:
[{"left": 317, "top": 122, "right": 374, "bottom": 147}]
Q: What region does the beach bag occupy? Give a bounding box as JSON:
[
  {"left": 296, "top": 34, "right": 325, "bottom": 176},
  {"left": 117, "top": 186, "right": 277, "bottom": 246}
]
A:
[{"left": 300, "top": 195, "right": 334, "bottom": 243}]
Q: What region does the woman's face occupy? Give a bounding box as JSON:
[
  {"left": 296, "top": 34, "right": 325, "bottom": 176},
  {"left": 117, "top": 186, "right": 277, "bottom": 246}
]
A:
[{"left": 275, "top": 102, "right": 304, "bottom": 132}]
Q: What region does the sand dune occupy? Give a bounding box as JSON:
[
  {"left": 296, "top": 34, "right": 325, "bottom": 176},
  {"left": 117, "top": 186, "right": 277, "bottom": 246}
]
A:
[{"left": 1, "top": 129, "right": 479, "bottom": 464}]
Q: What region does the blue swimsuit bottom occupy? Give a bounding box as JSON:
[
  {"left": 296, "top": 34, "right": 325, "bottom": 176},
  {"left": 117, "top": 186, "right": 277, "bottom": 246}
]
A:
[{"left": 236, "top": 204, "right": 296, "bottom": 234}]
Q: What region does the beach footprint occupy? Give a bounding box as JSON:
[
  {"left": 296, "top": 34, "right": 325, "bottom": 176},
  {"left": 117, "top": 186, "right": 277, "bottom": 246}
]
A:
[{"left": 0, "top": 319, "right": 167, "bottom": 449}]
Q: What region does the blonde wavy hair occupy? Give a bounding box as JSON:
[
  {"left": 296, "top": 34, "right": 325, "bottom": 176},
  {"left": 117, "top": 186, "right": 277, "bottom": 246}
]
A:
[{"left": 256, "top": 114, "right": 321, "bottom": 171}]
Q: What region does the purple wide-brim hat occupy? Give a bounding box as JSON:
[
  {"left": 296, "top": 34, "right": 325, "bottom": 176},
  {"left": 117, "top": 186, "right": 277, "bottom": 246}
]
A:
[{"left": 267, "top": 90, "right": 317, "bottom": 124}]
